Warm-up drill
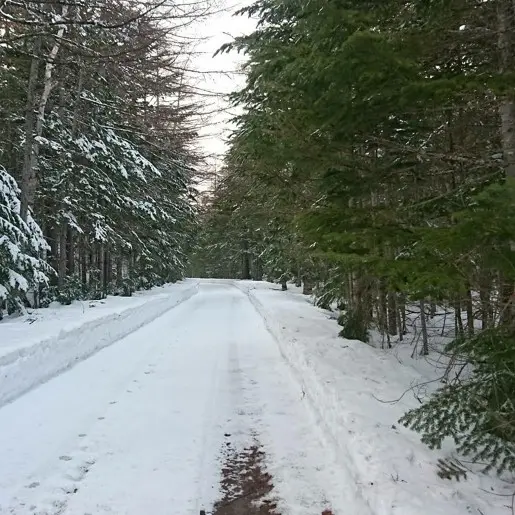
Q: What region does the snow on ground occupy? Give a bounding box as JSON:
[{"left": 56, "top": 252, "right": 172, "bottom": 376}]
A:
[
  {"left": 0, "top": 279, "right": 512, "bottom": 515},
  {"left": 237, "top": 280, "right": 514, "bottom": 515},
  {"left": 0, "top": 281, "right": 363, "bottom": 515},
  {"left": 0, "top": 280, "right": 199, "bottom": 407}
]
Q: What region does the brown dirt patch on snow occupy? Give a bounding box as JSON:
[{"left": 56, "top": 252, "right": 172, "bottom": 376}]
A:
[{"left": 211, "top": 437, "right": 278, "bottom": 515}]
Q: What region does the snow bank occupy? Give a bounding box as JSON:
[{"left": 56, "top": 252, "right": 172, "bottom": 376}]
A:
[
  {"left": 237, "top": 281, "right": 511, "bottom": 515},
  {"left": 0, "top": 280, "right": 198, "bottom": 407}
]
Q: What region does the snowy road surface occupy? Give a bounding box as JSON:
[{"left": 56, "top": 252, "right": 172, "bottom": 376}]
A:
[{"left": 0, "top": 282, "right": 356, "bottom": 515}]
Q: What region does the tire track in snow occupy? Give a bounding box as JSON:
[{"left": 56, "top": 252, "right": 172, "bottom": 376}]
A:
[{"left": 235, "top": 282, "right": 375, "bottom": 515}]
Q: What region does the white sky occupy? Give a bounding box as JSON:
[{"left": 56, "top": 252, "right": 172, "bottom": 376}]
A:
[{"left": 183, "top": 1, "right": 256, "bottom": 176}]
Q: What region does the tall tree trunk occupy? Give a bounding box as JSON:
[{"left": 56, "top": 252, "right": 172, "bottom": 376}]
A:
[
  {"left": 455, "top": 300, "right": 464, "bottom": 338},
  {"left": 99, "top": 245, "right": 106, "bottom": 295},
  {"left": 48, "top": 224, "right": 59, "bottom": 285},
  {"left": 419, "top": 299, "right": 429, "bottom": 356},
  {"left": 117, "top": 256, "right": 123, "bottom": 285},
  {"left": 466, "top": 287, "right": 474, "bottom": 337},
  {"left": 387, "top": 291, "right": 398, "bottom": 336},
  {"left": 253, "top": 256, "right": 263, "bottom": 281},
  {"left": 396, "top": 294, "right": 404, "bottom": 342},
  {"left": 497, "top": 0, "right": 515, "bottom": 179},
  {"left": 58, "top": 224, "right": 67, "bottom": 288},
  {"left": 67, "top": 226, "right": 75, "bottom": 276},
  {"left": 20, "top": 36, "right": 42, "bottom": 221},
  {"left": 479, "top": 273, "right": 492, "bottom": 330},
  {"left": 80, "top": 237, "right": 88, "bottom": 286},
  {"left": 20, "top": 5, "right": 69, "bottom": 220},
  {"left": 241, "top": 241, "right": 251, "bottom": 280},
  {"left": 399, "top": 293, "right": 407, "bottom": 335},
  {"left": 378, "top": 281, "right": 388, "bottom": 347},
  {"left": 105, "top": 250, "right": 112, "bottom": 288}
]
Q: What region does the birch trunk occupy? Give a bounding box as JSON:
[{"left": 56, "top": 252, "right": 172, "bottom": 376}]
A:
[
  {"left": 20, "top": 36, "right": 42, "bottom": 221},
  {"left": 20, "top": 6, "right": 69, "bottom": 221}
]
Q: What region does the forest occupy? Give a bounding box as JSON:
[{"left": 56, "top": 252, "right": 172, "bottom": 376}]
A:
[
  {"left": 1, "top": 0, "right": 514, "bottom": 486},
  {"left": 190, "top": 0, "right": 515, "bottom": 478},
  {"left": 0, "top": 0, "right": 205, "bottom": 313}
]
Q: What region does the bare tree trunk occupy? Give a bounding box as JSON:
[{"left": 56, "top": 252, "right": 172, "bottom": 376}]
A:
[
  {"left": 20, "top": 36, "right": 42, "bottom": 221},
  {"left": 253, "top": 256, "right": 263, "bottom": 281},
  {"left": 127, "top": 253, "right": 132, "bottom": 283},
  {"left": 117, "top": 256, "right": 123, "bottom": 285},
  {"left": 105, "top": 250, "right": 112, "bottom": 288},
  {"left": 80, "top": 237, "right": 88, "bottom": 286},
  {"left": 58, "top": 224, "right": 67, "bottom": 288},
  {"left": 20, "top": 5, "right": 69, "bottom": 220},
  {"left": 240, "top": 233, "right": 251, "bottom": 280},
  {"left": 396, "top": 295, "right": 404, "bottom": 342},
  {"left": 47, "top": 224, "right": 59, "bottom": 284},
  {"left": 479, "top": 274, "right": 492, "bottom": 330},
  {"left": 497, "top": 0, "right": 515, "bottom": 178},
  {"left": 99, "top": 244, "right": 106, "bottom": 295},
  {"left": 378, "top": 281, "right": 388, "bottom": 347},
  {"left": 466, "top": 287, "right": 474, "bottom": 337},
  {"left": 399, "top": 294, "right": 407, "bottom": 335},
  {"left": 387, "top": 291, "right": 398, "bottom": 336},
  {"left": 67, "top": 227, "right": 75, "bottom": 276},
  {"left": 419, "top": 299, "right": 429, "bottom": 356},
  {"left": 455, "top": 300, "right": 464, "bottom": 338}
]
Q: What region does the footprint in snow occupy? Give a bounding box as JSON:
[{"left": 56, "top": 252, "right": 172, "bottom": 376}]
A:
[
  {"left": 62, "top": 484, "right": 79, "bottom": 494},
  {"left": 59, "top": 455, "right": 73, "bottom": 461},
  {"left": 26, "top": 481, "right": 40, "bottom": 489}
]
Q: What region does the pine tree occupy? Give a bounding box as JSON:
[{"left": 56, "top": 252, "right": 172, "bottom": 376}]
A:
[
  {"left": 200, "top": 0, "right": 515, "bottom": 475},
  {"left": 0, "top": 167, "right": 49, "bottom": 317}
]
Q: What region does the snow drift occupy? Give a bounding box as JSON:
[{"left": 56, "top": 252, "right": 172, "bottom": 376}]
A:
[
  {"left": 0, "top": 281, "right": 199, "bottom": 407},
  {"left": 238, "top": 281, "right": 510, "bottom": 515}
]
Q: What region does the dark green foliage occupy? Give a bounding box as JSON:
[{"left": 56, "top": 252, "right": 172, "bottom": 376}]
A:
[
  {"left": 196, "top": 0, "right": 515, "bottom": 477},
  {"left": 400, "top": 327, "right": 515, "bottom": 474},
  {"left": 51, "top": 275, "right": 88, "bottom": 305}
]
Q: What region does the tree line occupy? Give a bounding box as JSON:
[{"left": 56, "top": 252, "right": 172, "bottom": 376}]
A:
[
  {"left": 1, "top": 0, "right": 209, "bottom": 315},
  {"left": 190, "top": 0, "right": 515, "bottom": 476}
]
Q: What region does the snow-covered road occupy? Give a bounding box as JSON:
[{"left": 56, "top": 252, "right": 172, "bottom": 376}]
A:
[{"left": 0, "top": 282, "right": 355, "bottom": 515}]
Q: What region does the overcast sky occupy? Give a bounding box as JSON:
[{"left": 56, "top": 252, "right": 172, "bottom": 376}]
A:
[{"left": 184, "top": 1, "right": 256, "bottom": 173}]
